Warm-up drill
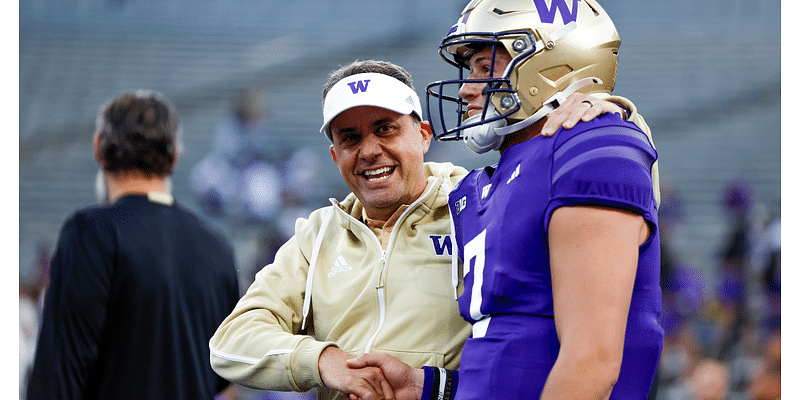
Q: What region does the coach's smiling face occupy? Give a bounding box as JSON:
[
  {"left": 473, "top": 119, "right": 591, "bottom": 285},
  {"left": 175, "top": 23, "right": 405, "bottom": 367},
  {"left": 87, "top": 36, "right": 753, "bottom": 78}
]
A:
[{"left": 329, "top": 105, "right": 432, "bottom": 221}]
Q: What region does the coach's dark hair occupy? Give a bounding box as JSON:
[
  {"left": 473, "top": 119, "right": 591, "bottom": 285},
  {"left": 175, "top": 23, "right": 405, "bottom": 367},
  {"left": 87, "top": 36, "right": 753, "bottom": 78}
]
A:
[{"left": 94, "top": 90, "right": 182, "bottom": 177}]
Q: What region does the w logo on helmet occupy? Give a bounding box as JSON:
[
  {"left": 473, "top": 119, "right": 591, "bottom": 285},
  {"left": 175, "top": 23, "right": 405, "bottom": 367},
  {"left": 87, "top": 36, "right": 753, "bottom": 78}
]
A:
[
  {"left": 533, "top": 0, "right": 579, "bottom": 25},
  {"left": 347, "top": 79, "right": 371, "bottom": 94}
]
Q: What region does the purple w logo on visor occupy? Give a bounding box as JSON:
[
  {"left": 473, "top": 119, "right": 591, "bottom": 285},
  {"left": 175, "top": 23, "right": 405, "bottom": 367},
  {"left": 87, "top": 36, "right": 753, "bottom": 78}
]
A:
[{"left": 347, "top": 80, "right": 371, "bottom": 94}]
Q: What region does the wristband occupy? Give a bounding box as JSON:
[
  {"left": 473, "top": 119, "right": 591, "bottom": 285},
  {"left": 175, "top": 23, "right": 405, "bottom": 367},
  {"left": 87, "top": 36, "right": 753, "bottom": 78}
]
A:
[{"left": 420, "top": 366, "right": 457, "bottom": 400}]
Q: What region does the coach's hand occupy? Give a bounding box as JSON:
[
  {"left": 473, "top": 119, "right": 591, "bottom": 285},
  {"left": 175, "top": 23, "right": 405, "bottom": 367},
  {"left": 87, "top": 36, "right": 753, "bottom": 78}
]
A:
[
  {"left": 542, "top": 92, "right": 625, "bottom": 136},
  {"left": 318, "top": 346, "right": 395, "bottom": 400},
  {"left": 347, "top": 353, "right": 423, "bottom": 400}
]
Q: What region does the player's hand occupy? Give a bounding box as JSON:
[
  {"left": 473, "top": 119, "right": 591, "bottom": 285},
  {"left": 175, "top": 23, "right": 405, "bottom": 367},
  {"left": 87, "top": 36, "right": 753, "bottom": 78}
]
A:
[
  {"left": 346, "top": 353, "right": 424, "bottom": 400},
  {"left": 318, "top": 347, "right": 395, "bottom": 400},
  {"left": 541, "top": 92, "right": 624, "bottom": 136}
]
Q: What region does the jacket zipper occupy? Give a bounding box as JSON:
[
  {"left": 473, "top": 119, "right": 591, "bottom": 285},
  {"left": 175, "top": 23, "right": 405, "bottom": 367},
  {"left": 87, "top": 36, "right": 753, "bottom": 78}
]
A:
[
  {"left": 333, "top": 179, "right": 443, "bottom": 354},
  {"left": 363, "top": 250, "right": 388, "bottom": 353},
  {"left": 329, "top": 207, "right": 388, "bottom": 355}
]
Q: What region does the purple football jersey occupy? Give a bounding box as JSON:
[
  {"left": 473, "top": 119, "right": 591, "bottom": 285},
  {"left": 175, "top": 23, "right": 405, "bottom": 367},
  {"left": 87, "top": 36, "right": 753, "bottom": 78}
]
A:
[{"left": 448, "top": 114, "right": 663, "bottom": 399}]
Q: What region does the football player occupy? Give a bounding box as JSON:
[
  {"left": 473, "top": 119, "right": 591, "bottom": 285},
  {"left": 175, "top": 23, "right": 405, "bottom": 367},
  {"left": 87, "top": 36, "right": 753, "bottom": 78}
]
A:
[{"left": 349, "top": 0, "right": 663, "bottom": 399}]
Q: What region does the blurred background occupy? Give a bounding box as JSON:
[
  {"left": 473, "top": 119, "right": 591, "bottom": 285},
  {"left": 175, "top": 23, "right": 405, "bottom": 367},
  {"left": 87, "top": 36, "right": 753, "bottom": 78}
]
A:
[{"left": 19, "top": 1, "right": 781, "bottom": 399}]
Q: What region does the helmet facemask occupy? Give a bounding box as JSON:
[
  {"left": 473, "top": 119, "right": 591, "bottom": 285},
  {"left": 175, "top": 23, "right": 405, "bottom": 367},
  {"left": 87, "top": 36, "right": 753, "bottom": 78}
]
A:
[
  {"left": 426, "top": 31, "right": 529, "bottom": 153},
  {"left": 426, "top": 0, "right": 621, "bottom": 154}
]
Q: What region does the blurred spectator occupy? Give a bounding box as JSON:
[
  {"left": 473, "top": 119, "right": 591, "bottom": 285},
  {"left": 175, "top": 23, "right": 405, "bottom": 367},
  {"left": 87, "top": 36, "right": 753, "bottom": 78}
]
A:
[
  {"left": 19, "top": 244, "right": 51, "bottom": 400},
  {"left": 661, "top": 358, "right": 730, "bottom": 400},
  {"left": 654, "top": 175, "right": 781, "bottom": 400},
  {"left": 713, "top": 178, "right": 756, "bottom": 361},
  {"left": 191, "top": 89, "right": 289, "bottom": 222},
  {"left": 237, "top": 147, "right": 324, "bottom": 289},
  {"left": 191, "top": 88, "right": 330, "bottom": 295},
  {"left": 691, "top": 358, "right": 731, "bottom": 400},
  {"left": 659, "top": 263, "right": 706, "bottom": 387},
  {"left": 191, "top": 90, "right": 326, "bottom": 400},
  {"left": 19, "top": 291, "right": 38, "bottom": 400},
  {"left": 757, "top": 217, "right": 780, "bottom": 335},
  {"left": 658, "top": 179, "right": 685, "bottom": 288},
  {"left": 657, "top": 181, "right": 701, "bottom": 342},
  {"left": 747, "top": 332, "right": 781, "bottom": 400},
  {"left": 655, "top": 180, "right": 704, "bottom": 394},
  {"left": 276, "top": 146, "right": 321, "bottom": 240}
]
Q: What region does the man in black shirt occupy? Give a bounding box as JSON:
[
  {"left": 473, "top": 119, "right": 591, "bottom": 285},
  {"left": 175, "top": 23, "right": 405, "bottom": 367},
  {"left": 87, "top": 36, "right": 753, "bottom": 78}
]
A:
[{"left": 27, "top": 90, "right": 240, "bottom": 400}]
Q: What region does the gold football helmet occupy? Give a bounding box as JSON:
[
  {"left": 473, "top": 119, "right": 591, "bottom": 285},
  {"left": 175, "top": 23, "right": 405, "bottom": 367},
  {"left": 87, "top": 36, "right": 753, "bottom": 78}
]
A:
[{"left": 427, "top": 0, "right": 622, "bottom": 153}]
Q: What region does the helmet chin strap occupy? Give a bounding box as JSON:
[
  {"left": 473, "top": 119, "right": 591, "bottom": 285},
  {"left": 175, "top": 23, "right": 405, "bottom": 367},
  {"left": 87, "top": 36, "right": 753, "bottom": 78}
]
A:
[
  {"left": 463, "top": 106, "right": 507, "bottom": 153},
  {"left": 462, "top": 77, "right": 601, "bottom": 154},
  {"left": 493, "top": 77, "right": 601, "bottom": 136}
]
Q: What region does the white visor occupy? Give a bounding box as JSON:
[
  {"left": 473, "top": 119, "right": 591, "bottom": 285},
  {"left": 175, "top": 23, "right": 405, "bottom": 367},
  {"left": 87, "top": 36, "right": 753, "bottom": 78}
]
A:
[{"left": 320, "top": 72, "right": 422, "bottom": 141}]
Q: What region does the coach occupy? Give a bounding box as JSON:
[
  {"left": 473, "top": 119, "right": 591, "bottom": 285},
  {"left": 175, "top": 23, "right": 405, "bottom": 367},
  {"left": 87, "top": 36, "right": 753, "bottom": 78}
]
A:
[{"left": 27, "top": 91, "right": 240, "bottom": 400}]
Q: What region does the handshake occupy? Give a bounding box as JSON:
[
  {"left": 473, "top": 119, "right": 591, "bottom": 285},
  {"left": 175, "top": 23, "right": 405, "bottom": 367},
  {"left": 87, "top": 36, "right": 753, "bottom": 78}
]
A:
[{"left": 318, "top": 346, "right": 429, "bottom": 400}]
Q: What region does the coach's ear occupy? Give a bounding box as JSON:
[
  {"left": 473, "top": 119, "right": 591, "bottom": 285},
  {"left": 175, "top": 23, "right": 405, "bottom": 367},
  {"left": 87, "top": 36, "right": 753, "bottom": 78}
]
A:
[
  {"left": 330, "top": 144, "right": 338, "bottom": 164},
  {"left": 419, "top": 121, "right": 433, "bottom": 155}
]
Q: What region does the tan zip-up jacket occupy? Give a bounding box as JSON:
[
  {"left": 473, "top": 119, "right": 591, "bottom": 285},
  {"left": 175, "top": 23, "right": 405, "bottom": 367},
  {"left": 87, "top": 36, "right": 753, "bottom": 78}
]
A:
[{"left": 210, "top": 162, "right": 472, "bottom": 400}]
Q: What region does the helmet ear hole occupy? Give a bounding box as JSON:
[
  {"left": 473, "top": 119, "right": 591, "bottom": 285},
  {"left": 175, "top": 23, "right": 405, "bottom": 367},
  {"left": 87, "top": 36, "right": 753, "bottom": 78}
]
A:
[{"left": 539, "top": 65, "right": 574, "bottom": 84}]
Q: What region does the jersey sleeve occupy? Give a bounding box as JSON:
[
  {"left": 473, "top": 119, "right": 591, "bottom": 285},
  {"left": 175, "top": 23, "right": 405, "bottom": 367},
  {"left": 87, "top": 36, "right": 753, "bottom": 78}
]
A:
[
  {"left": 607, "top": 94, "right": 661, "bottom": 209},
  {"left": 544, "top": 118, "right": 658, "bottom": 233},
  {"left": 27, "top": 213, "right": 115, "bottom": 400}
]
